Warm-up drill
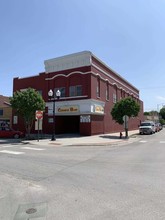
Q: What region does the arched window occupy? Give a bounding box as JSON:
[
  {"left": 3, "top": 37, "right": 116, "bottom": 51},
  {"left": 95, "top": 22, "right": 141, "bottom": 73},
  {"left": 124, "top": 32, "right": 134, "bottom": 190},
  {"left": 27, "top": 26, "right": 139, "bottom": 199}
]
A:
[
  {"left": 96, "top": 77, "right": 100, "bottom": 98},
  {"left": 113, "top": 84, "right": 117, "bottom": 103},
  {"left": 106, "top": 82, "right": 109, "bottom": 100}
]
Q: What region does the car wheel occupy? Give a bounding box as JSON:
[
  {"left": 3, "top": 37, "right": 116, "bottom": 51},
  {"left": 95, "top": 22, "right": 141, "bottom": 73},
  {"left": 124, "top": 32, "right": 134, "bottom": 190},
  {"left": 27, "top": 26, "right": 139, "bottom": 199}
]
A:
[{"left": 13, "top": 134, "right": 20, "bottom": 139}]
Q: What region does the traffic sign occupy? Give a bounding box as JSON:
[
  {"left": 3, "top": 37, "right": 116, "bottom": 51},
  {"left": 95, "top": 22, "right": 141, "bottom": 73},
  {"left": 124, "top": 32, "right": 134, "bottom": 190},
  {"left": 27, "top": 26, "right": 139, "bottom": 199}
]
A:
[{"left": 35, "top": 110, "right": 43, "bottom": 120}]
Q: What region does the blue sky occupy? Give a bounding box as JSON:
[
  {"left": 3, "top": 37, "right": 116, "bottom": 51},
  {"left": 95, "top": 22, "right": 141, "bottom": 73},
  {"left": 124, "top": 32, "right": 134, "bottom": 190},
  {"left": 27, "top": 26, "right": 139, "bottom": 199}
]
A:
[{"left": 1, "top": 0, "right": 165, "bottom": 111}]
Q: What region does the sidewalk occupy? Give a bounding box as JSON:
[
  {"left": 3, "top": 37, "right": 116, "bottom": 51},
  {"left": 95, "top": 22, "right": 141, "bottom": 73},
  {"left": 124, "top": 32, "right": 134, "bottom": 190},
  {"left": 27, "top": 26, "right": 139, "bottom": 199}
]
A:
[{"left": 23, "top": 130, "right": 140, "bottom": 147}]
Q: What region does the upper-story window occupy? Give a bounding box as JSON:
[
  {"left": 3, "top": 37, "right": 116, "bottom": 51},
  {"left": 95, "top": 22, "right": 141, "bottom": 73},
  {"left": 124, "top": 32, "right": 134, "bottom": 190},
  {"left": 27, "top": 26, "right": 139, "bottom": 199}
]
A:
[
  {"left": 113, "top": 84, "right": 117, "bottom": 103},
  {"left": 106, "top": 82, "right": 109, "bottom": 100},
  {"left": 69, "top": 85, "right": 82, "bottom": 97},
  {"left": 54, "top": 87, "right": 66, "bottom": 98},
  {"left": 96, "top": 77, "right": 100, "bottom": 98},
  {"left": 37, "top": 90, "right": 42, "bottom": 96},
  {"left": 113, "top": 93, "right": 117, "bottom": 103},
  {"left": 0, "top": 109, "right": 3, "bottom": 116}
]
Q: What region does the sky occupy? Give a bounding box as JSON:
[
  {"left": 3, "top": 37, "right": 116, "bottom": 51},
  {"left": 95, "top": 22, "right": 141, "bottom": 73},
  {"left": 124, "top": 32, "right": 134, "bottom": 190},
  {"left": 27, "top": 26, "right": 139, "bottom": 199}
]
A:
[{"left": 1, "top": 0, "right": 165, "bottom": 112}]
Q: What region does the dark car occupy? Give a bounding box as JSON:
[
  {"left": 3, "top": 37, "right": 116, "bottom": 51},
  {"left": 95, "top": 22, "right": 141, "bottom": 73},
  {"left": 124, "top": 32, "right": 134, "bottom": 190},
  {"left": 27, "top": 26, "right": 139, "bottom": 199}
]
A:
[{"left": 0, "top": 127, "right": 24, "bottom": 139}]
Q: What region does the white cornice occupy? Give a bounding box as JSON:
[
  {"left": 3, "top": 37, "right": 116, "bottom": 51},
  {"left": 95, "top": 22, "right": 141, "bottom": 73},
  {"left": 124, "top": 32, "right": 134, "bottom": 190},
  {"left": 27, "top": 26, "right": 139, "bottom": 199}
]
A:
[
  {"left": 44, "top": 51, "right": 92, "bottom": 73},
  {"left": 45, "top": 70, "right": 139, "bottom": 98},
  {"left": 45, "top": 71, "right": 91, "bottom": 80}
]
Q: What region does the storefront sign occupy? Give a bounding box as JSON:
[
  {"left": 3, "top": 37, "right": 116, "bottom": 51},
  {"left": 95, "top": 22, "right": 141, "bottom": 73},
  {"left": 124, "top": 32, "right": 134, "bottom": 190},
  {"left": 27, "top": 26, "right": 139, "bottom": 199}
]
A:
[
  {"left": 57, "top": 106, "right": 79, "bottom": 113},
  {"left": 95, "top": 105, "right": 104, "bottom": 113}
]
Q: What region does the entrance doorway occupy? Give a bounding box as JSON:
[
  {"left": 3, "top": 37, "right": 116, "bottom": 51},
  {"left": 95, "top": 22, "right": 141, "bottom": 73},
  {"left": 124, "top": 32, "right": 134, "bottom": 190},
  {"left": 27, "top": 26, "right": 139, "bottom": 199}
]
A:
[{"left": 57, "top": 116, "right": 80, "bottom": 134}]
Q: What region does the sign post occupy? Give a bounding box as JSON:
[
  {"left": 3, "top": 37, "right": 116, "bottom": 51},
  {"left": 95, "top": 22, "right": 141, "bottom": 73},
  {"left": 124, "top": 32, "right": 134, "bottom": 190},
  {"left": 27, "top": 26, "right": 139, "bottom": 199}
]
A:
[
  {"left": 123, "top": 115, "right": 129, "bottom": 138},
  {"left": 35, "top": 111, "right": 43, "bottom": 141}
]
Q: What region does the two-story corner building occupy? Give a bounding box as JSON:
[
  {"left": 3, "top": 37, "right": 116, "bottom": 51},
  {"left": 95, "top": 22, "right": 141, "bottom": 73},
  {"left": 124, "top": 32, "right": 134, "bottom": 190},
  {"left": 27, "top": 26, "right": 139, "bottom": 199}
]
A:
[
  {"left": 0, "top": 95, "right": 12, "bottom": 128},
  {"left": 12, "top": 51, "right": 144, "bottom": 136}
]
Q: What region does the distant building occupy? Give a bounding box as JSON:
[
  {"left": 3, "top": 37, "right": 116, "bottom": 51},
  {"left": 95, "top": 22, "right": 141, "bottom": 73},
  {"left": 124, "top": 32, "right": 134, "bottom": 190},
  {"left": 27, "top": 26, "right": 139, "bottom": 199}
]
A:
[
  {"left": 144, "top": 110, "right": 159, "bottom": 122},
  {"left": 12, "top": 51, "right": 144, "bottom": 135},
  {"left": 0, "top": 95, "right": 12, "bottom": 127}
]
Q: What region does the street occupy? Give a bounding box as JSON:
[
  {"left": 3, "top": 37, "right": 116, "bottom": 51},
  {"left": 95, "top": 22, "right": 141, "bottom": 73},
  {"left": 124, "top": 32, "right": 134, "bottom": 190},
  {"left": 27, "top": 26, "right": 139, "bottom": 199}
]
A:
[{"left": 0, "top": 130, "right": 165, "bottom": 220}]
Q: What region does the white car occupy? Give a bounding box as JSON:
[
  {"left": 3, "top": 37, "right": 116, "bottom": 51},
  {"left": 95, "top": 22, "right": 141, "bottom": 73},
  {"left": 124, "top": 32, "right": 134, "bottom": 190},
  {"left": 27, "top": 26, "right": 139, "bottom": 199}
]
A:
[{"left": 139, "top": 121, "right": 156, "bottom": 135}]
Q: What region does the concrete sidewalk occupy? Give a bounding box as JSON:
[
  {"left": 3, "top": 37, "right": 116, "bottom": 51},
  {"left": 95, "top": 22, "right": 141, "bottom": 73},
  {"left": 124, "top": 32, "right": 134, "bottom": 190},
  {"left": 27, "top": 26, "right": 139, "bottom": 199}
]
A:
[{"left": 23, "top": 130, "right": 140, "bottom": 147}]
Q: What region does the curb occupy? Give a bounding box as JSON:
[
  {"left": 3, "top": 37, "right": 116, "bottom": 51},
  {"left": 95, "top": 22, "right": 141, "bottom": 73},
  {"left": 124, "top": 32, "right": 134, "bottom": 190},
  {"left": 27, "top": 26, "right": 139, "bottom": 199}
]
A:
[{"left": 21, "top": 133, "right": 140, "bottom": 147}]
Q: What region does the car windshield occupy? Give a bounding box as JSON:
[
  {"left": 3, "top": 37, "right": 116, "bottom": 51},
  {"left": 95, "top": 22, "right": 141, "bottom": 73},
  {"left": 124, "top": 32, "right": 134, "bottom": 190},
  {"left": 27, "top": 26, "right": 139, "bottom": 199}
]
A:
[{"left": 141, "top": 123, "right": 151, "bottom": 126}]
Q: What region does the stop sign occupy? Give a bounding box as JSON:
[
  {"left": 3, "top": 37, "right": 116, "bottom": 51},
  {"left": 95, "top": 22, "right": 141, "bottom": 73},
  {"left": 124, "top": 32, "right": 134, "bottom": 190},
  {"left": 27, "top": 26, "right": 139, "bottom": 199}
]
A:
[{"left": 35, "top": 110, "right": 43, "bottom": 120}]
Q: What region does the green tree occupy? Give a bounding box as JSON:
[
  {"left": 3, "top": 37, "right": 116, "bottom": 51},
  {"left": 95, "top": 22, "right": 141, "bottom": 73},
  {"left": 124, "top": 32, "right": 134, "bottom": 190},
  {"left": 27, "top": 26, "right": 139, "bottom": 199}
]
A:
[
  {"left": 111, "top": 97, "right": 140, "bottom": 137},
  {"left": 10, "top": 88, "right": 45, "bottom": 138},
  {"left": 159, "top": 119, "right": 165, "bottom": 125},
  {"left": 159, "top": 108, "right": 165, "bottom": 120},
  {"left": 144, "top": 112, "right": 150, "bottom": 116}
]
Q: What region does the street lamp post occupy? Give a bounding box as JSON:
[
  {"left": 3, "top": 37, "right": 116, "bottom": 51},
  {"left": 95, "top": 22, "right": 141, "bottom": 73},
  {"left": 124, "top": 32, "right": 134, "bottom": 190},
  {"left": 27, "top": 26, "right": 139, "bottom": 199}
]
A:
[{"left": 48, "top": 89, "right": 61, "bottom": 141}]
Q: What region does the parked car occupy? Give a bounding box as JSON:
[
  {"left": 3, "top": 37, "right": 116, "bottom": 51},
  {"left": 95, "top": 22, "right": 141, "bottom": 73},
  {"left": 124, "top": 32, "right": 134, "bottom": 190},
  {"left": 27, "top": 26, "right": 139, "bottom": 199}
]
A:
[
  {"left": 155, "top": 123, "right": 160, "bottom": 132},
  {"left": 139, "top": 121, "right": 156, "bottom": 135},
  {"left": 158, "top": 123, "right": 163, "bottom": 130},
  {"left": 0, "top": 127, "right": 24, "bottom": 139}
]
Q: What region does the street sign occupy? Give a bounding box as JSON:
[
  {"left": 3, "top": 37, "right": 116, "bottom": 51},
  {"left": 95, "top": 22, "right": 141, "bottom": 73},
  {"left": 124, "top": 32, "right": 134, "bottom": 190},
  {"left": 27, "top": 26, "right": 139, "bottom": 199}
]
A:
[
  {"left": 35, "top": 119, "right": 43, "bottom": 130},
  {"left": 123, "top": 115, "right": 129, "bottom": 129},
  {"left": 123, "top": 115, "right": 128, "bottom": 122},
  {"left": 35, "top": 110, "right": 43, "bottom": 120}
]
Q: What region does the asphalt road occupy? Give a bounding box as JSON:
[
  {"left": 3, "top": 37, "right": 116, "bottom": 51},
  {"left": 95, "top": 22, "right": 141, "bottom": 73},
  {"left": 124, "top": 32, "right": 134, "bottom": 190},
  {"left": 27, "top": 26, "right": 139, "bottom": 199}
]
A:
[{"left": 0, "top": 130, "right": 165, "bottom": 220}]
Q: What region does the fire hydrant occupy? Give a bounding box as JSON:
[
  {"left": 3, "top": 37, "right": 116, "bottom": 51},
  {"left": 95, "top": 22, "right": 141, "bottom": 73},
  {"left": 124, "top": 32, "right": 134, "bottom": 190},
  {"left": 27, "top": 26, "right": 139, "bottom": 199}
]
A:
[{"left": 120, "top": 132, "right": 123, "bottom": 139}]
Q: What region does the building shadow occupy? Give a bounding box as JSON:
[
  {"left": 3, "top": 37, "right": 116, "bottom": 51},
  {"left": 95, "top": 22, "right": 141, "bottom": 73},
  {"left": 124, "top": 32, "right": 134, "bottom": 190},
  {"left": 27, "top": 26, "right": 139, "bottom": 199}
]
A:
[{"left": 99, "top": 135, "right": 121, "bottom": 140}]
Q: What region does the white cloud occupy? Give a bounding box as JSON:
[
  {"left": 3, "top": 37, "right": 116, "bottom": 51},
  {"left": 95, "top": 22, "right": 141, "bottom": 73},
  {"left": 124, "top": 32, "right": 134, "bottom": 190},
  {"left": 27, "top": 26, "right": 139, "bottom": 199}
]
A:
[{"left": 156, "top": 96, "right": 165, "bottom": 101}]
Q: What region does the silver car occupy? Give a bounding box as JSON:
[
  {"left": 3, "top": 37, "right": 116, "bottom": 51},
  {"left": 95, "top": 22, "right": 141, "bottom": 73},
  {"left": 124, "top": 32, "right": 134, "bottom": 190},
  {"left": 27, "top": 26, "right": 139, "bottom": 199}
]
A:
[{"left": 139, "top": 121, "right": 156, "bottom": 135}]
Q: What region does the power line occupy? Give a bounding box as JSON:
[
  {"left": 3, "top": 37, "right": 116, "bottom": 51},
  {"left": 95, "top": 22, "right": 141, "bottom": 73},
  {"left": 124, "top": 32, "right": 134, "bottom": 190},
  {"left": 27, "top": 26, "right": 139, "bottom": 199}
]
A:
[{"left": 140, "top": 86, "right": 165, "bottom": 90}]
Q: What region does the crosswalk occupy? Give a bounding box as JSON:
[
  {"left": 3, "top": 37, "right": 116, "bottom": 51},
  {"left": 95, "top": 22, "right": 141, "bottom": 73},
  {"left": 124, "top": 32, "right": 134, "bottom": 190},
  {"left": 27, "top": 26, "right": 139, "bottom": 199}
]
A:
[
  {"left": 0, "top": 145, "right": 45, "bottom": 155},
  {"left": 0, "top": 150, "right": 24, "bottom": 155},
  {"left": 0, "top": 140, "right": 165, "bottom": 155}
]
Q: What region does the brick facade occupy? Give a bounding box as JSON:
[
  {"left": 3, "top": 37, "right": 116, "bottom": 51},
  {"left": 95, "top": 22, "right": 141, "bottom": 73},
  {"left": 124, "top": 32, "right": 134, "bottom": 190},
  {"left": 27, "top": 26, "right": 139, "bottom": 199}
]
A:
[{"left": 12, "top": 51, "right": 144, "bottom": 136}]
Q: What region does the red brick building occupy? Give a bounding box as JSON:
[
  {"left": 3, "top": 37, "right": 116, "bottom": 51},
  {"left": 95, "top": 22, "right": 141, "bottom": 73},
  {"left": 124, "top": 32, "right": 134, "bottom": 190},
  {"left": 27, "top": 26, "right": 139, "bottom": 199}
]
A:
[
  {"left": 12, "top": 51, "right": 144, "bottom": 135},
  {"left": 0, "top": 95, "right": 12, "bottom": 127}
]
